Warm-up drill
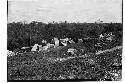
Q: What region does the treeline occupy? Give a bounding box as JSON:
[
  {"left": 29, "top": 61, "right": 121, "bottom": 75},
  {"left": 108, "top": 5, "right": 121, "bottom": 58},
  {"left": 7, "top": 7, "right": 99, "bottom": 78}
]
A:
[{"left": 7, "top": 21, "right": 122, "bottom": 51}]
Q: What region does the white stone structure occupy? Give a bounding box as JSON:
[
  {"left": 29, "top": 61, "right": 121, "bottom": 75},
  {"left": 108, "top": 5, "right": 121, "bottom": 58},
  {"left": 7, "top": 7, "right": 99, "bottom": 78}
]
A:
[
  {"left": 42, "top": 43, "right": 55, "bottom": 51},
  {"left": 38, "top": 45, "right": 43, "bottom": 51},
  {"left": 31, "top": 44, "right": 39, "bottom": 51},
  {"left": 69, "top": 38, "right": 75, "bottom": 44},
  {"left": 60, "top": 38, "right": 69, "bottom": 46},
  {"left": 42, "top": 40, "right": 47, "bottom": 43},
  {"left": 21, "top": 47, "right": 30, "bottom": 49},
  {"left": 78, "top": 39, "right": 83, "bottom": 43},
  {"left": 67, "top": 48, "right": 77, "bottom": 55},
  {"left": 99, "top": 34, "right": 104, "bottom": 38}
]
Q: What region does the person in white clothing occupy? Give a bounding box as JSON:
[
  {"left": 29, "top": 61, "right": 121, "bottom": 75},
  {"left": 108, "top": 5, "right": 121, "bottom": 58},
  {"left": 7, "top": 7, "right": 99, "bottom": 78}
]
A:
[{"left": 53, "top": 37, "right": 59, "bottom": 47}]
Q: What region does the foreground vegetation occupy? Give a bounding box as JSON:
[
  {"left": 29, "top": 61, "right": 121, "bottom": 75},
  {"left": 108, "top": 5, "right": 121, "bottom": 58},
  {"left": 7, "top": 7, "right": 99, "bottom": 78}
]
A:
[{"left": 7, "top": 44, "right": 122, "bottom": 81}]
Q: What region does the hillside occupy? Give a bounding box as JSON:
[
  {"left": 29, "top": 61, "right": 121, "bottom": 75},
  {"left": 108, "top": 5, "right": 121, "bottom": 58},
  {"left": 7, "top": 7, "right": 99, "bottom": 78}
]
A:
[
  {"left": 7, "top": 22, "right": 122, "bottom": 81},
  {"left": 7, "top": 43, "right": 122, "bottom": 81}
]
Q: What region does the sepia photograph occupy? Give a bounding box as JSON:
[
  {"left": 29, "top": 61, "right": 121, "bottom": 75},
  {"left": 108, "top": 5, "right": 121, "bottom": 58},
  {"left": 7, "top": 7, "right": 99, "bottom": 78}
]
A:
[{"left": 7, "top": 0, "right": 122, "bottom": 82}]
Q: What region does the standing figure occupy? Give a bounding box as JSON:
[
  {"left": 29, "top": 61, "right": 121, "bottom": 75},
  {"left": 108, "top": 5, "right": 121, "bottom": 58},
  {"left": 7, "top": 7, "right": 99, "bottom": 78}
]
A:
[{"left": 54, "top": 37, "right": 59, "bottom": 47}]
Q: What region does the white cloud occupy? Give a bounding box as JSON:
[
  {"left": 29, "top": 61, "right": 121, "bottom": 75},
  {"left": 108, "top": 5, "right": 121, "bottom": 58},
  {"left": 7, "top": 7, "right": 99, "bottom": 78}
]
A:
[{"left": 8, "top": 0, "right": 122, "bottom": 23}]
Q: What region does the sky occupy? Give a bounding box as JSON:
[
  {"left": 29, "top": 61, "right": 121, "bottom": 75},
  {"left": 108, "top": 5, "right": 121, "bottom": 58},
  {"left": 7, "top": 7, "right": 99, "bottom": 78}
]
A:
[{"left": 8, "top": 0, "right": 122, "bottom": 23}]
